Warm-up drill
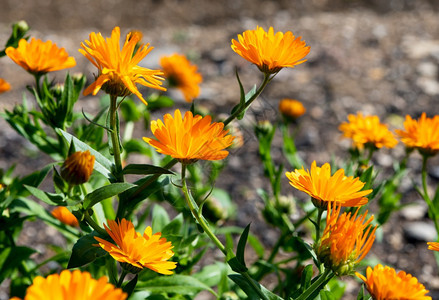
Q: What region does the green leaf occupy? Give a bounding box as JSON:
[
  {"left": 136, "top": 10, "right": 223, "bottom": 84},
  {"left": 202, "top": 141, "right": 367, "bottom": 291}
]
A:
[
  {"left": 161, "top": 213, "right": 183, "bottom": 236},
  {"left": 151, "top": 204, "right": 170, "bottom": 232},
  {"left": 236, "top": 223, "right": 251, "bottom": 268},
  {"left": 137, "top": 275, "right": 217, "bottom": 297},
  {"left": 146, "top": 95, "right": 175, "bottom": 110},
  {"left": 0, "top": 246, "right": 36, "bottom": 283},
  {"left": 24, "top": 185, "right": 66, "bottom": 206},
  {"left": 320, "top": 290, "right": 336, "bottom": 300},
  {"left": 67, "top": 231, "right": 107, "bottom": 268},
  {"left": 20, "top": 163, "right": 53, "bottom": 188},
  {"left": 193, "top": 263, "right": 228, "bottom": 288},
  {"left": 122, "top": 164, "right": 174, "bottom": 176},
  {"left": 301, "top": 265, "right": 314, "bottom": 291},
  {"left": 57, "top": 129, "right": 116, "bottom": 181},
  {"left": 84, "top": 183, "right": 135, "bottom": 210},
  {"left": 123, "top": 274, "right": 138, "bottom": 297},
  {"left": 229, "top": 274, "right": 283, "bottom": 300}
]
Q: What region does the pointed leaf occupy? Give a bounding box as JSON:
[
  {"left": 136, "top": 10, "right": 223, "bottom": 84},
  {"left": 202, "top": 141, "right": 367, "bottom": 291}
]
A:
[
  {"left": 84, "top": 183, "right": 135, "bottom": 210},
  {"left": 122, "top": 164, "right": 174, "bottom": 176},
  {"left": 67, "top": 231, "right": 107, "bottom": 268},
  {"left": 236, "top": 223, "right": 251, "bottom": 268},
  {"left": 229, "top": 274, "right": 283, "bottom": 300}
]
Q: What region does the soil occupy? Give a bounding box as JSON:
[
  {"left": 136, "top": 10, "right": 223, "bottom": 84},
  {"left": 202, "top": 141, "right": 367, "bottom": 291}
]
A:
[{"left": 1, "top": 0, "right": 439, "bottom": 299}]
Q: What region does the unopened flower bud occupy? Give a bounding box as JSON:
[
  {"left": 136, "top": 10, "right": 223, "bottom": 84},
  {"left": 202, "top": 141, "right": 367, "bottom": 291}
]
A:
[
  {"left": 51, "top": 206, "right": 79, "bottom": 227},
  {"left": 61, "top": 150, "right": 95, "bottom": 185},
  {"left": 279, "top": 98, "right": 306, "bottom": 121}
]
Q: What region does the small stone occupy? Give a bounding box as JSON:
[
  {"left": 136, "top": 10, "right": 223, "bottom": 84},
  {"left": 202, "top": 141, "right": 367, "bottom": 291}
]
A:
[
  {"left": 403, "top": 221, "right": 437, "bottom": 242},
  {"left": 400, "top": 202, "right": 428, "bottom": 221}
]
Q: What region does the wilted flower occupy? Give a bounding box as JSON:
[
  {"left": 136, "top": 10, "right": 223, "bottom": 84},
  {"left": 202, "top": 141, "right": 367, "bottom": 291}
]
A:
[
  {"left": 285, "top": 161, "right": 372, "bottom": 208},
  {"left": 61, "top": 150, "right": 95, "bottom": 185},
  {"left": 0, "top": 79, "right": 11, "bottom": 94},
  {"left": 79, "top": 26, "right": 165, "bottom": 104},
  {"left": 6, "top": 38, "right": 76, "bottom": 75},
  {"left": 51, "top": 207, "right": 79, "bottom": 227},
  {"left": 11, "top": 270, "right": 126, "bottom": 300},
  {"left": 231, "top": 26, "right": 310, "bottom": 74},
  {"left": 144, "top": 109, "right": 235, "bottom": 164},
  {"left": 160, "top": 53, "right": 202, "bottom": 102},
  {"left": 396, "top": 113, "right": 439, "bottom": 156},
  {"left": 95, "top": 219, "right": 176, "bottom": 275},
  {"left": 356, "top": 264, "right": 431, "bottom": 300},
  {"left": 279, "top": 98, "right": 306, "bottom": 120},
  {"left": 317, "top": 203, "right": 376, "bottom": 276},
  {"left": 339, "top": 113, "right": 398, "bottom": 149}
]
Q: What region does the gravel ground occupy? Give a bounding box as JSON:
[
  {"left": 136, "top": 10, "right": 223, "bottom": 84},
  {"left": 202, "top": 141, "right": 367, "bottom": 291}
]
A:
[{"left": 1, "top": 0, "right": 439, "bottom": 299}]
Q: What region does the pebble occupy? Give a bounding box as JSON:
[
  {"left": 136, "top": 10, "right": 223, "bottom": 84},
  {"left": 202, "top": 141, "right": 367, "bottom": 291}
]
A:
[
  {"left": 400, "top": 202, "right": 428, "bottom": 221},
  {"left": 403, "top": 221, "right": 437, "bottom": 242}
]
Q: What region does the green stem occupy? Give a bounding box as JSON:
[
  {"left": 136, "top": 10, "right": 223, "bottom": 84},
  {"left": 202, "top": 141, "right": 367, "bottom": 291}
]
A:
[
  {"left": 84, "top": 209, "right": 107, "bottom": 236},
  {"left": 117, "top": 269, "right": 128, "bottom": 288},
  {"left": 223, "top": 73, "right": 272, "bottom": 127},
  {"left": 296, "top": 269, "right": 333, "bottom": 300},
  {"left": 109, "top": 94, "right": 124, "bottom": 182},
  {"left": 34, "top": 74, "right": 42, "bottom": 99},
  {"left": 181, "top": 164, "right": 225, "bottom": 253},
  {"left": 421, "top": 155, "right": 439, "bottom": 235},
  {"left": 180, "top": 164, "right": 269, "bottom": 300},
  {"left": 315, "top": 207, "right": 324, "bottom": 244}
]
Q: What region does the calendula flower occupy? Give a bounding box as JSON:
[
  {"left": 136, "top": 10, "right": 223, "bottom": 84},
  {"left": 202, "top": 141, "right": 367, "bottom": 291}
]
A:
[
  {"left": 94, "top": 219, "right": 176, "bottom": 275},
  {"left": 317, "top": 203, "right": 376, "bottom": 276},
  {"left": 356, "top": 264, "right": 431, "bottom": 300},
  {"left": 79, "top": 26, "right": 165, "bottom": 105},
  {"left": 339, "top": 113, "right": 398, "bottom": 150},
  {"left": 61, "top": 150, "right": 95, "bottom": 185},
  {"left": 12, "top": 270, "right": 126, "bottom": 300},
  {"left": 285, "top": 161, "right": 372, "bottom": 208},
  {"left": 279, "top": 98, "right": 306, "bottom": 120},
  {"left": 160, "top": 54, "right": 202, "bottom": 102},
  {"left": 51, "top": 207, "right": 79, "bottom": 227},
  {"left": 0, "top": 79, "right": 11, "bottom": 94},
  {"left": 396, "top": 113, "right": 439, "bottom": 156},
  {"left": 231, "top": 26, "right": 310, "bottom": 74},
  {"left": 143, "top": 109, "right": 235, "bottom": 164},
  {"left": 6, "top": 38, "right": 76, "bottom": 75},
  {"left": 427, "top": 242, "right": 439, "bottom": 251}
]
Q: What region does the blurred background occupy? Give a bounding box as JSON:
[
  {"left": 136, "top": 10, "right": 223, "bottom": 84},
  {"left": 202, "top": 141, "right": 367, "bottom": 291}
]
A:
[{"left": 1, "top": 0, "right": 439, "bottom": 299}]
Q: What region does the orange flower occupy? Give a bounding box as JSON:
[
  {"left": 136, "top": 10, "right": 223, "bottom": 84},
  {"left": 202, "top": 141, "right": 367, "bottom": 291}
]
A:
[
  {"left": 427, "top": 241, "right": 439, "bottom": 251},
  {"left": 0, "top": 78, "right": 11, "bottom": 94},
  {"left": 160, "top": 54, "right": 202, "bottom": 102},
  {"left": 95, "top": 219, "right": 176, "bottom": 275},
  {"left": 79, "top": 26, "right": 165, "bottom": 105},
  {"left": 143, "top": 109, "right": 235, "bottom": 164},
  {"left": 51, "top": 207, "right": 79, "bottom": 227},
  {"left": 318, "top": 203, "right": 376, "bottom": 275},
  {"left": 6, "top": 38, "right": 76, "bottom": 75},
  {"left": 356, "top": 264, "right": 431, "bottom": 300},
  {"left": 60, "top": 150, "right": 95, "bottom": 185},
  {"left": 339, "top": 113, "right": 398, "bottom": 149},
  {"left": 285, "top": 161, "right": 372, "bottom": 208},
  {"left": 231, "top": 26, "right": 310, "bottom": 74},
  {"left": 396, "top": 113, "right": 439, "bottom": 156},
  {"left": 279, "top": 98, "right": 306, "bottom": 120},
  {"left": 12, "top": 270, "right": 126, "bottom": 300}
]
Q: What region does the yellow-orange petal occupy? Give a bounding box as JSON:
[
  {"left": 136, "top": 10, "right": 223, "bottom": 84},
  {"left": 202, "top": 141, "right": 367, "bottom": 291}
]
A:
[
  {"left": 285, "top": 161, "right": 372, "bottom": 208},
  {"left": 339, "top": 112, "right": 398, "bottom": 150},
  {"left": 427, "top": 242, "right": 439, "bottom": 251},
  {"left": 79, "top": 26, "right": 165, "bottom": 103},
  {"left": 396, "top": 113, "right": 439, "bottom": 156},
  {"left": 6, "top": 38, "right": 76, "bottom": 75},
  {"left": 0, "top": 78, "right": 11, "bottom": 94},
  {"left": 13, "top": 270, "right": 126, "bottom": 300},
  {"left": 51, "top": 207, "right": 79, "bottom": 227},
  {"left": 356, "top": 264, "right": 431, "bottom": 300},
  {"left": 231, "top": 26, "right": 310, "bottom": 74},
  {"left": 279, "top": 98, "right": 306, "bottom": 120},
  {"left": 143, "top": 109, "right": 235, "bottom": 163},
  {"left": 160, "top": 53, "right": 202, "bottom": 102},
  {"left": 94, "top": 219, "right": 177, "bottom": 275}
]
